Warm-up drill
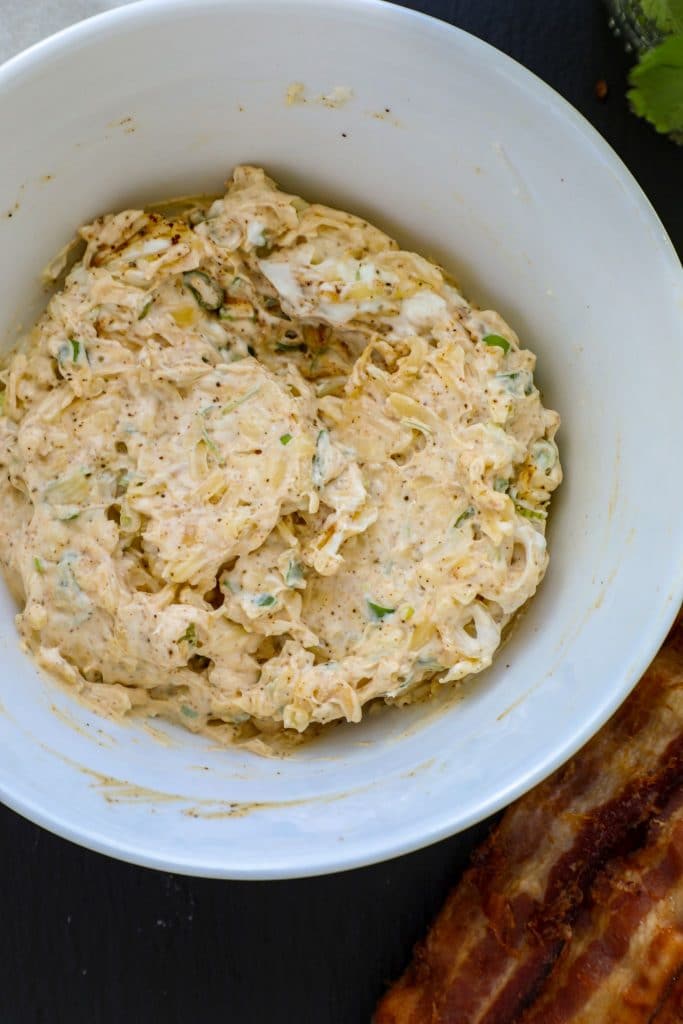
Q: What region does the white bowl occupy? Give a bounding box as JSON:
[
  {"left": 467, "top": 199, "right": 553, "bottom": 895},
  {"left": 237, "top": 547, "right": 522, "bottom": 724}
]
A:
[{"left": 0, "top": 0, "right": 681, "bottom": 880}]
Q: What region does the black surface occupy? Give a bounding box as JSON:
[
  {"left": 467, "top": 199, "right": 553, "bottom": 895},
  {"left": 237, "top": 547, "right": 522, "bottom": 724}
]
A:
[{"left": 1, "top": 4, "right": 680, "bottom": 1023}]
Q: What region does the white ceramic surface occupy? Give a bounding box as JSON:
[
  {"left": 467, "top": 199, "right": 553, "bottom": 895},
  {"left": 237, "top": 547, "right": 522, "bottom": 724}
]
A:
[{"left": 0, "top": 0, "right": 681, "bottom": 879}]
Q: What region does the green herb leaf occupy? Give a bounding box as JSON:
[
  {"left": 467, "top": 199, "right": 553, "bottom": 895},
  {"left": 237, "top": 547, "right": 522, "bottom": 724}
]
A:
[
  {"left": 138, "top": 297, "right": 154, "bottom": 320},
  {"left": 628, "top": 34, "right": 683, "bottom": 136},
  {"left": 416, "top": 655, "right": 445, "bottom": 671},
  {"left": 483, "top": 333, "right": 510, "bottom": 354},
  {"left": 254, "top": 593, "right": 276, "bottom": 607},
  {"left": 33, "top": 556, "right": 44, "bottom": 574},
  {"left": 493, "top": 477, "right": 509, "bottom": 493},
  {"left": 221, "top": 385, "right": 261, "bottom": 414},
  {"left": 70, "top": 338, "right": 80, "bottom": 361},
  {"left": 367, "top": 598, "right": 396, "bottom": 621},
  {"left": 181, "top": 704, "right": 199, "bottom": 719},
  {"left": 641, "top": 0, "right": 683, "bottom": 32},
  {"left": 531, "top": 439, "right": 557, "bottom": 472},
  {"left": 182, "top": 270, "right": 224, "bottom": 311},
  {"left": 280, "top": 433, "right": 293, "bottom": 445},
  {"left": 177, "top": 622, "right": 198, "bottom": 646},
  {"left": 496, "top": 371, "right": 534, "bottom": 397},
  {"left": 454, "top": 506, "right": 475, "bottom": 528},
  {"left": 312, "top": 429, "right": 331, "bottom": 488},
  {"left": 513, "top": 499, "right": 547, "bottom": 521},
  {"left": 200, "top": 427, "right": 225, "bottom": 465},
  {"left": 285, "top": 560, "right": 304, "bottom": 587}
]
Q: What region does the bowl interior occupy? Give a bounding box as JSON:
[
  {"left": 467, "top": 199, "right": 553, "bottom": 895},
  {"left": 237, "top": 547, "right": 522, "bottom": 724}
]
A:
[{"left": 0, "top": 0, "right": 681, "bottom": 878}]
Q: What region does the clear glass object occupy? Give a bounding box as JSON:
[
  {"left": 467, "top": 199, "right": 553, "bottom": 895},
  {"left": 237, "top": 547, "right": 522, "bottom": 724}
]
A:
[{"left": 605, "top": 0, "right": 665, "bottom": 53}]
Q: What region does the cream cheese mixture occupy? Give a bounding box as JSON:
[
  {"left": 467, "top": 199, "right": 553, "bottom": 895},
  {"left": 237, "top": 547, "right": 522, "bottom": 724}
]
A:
[{"left": 0, "top": 166, "right": 561, "bottom": 748}]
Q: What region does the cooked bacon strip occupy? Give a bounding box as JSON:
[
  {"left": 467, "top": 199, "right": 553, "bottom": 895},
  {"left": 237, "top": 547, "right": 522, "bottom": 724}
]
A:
[
  {"left": 651, "top": 972, "right": 683, "bottom": 1022},
  {"left": 518, "top": 790, "right": 683, "bottom": 1023},
  {"left": 375, "top": 621, "right": 683, "bottom": 1024}
]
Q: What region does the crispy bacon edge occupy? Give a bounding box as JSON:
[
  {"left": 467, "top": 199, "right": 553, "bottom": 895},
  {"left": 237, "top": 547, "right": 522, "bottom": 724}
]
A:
[
  {"left": 651, "top": 972, "right": 683, "bottom": 1022},
  {"left": 375, "top": 621, "right": 683, "bottom": 1024},
  {"left": 518, "top": 789, "right": 683, "bottom": 1023}
]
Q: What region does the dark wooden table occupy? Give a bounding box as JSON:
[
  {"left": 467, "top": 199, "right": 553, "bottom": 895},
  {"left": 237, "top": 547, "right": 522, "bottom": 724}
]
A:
[{"left": 1, "top": 3, "right": 680, "bottom": 1022}]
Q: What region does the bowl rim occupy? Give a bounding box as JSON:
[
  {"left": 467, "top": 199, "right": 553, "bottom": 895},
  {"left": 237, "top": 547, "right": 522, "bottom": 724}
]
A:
[{"left": 0, "top": 0, "right": 681, "bottom": 879}]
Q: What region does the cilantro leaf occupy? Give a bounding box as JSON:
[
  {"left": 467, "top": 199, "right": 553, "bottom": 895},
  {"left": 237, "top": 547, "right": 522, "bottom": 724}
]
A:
[
  {"left": 285, "top": 559, "right": 304, "bottom": 587},
  {"left": 176, "top": 622, "right": 198, "bottom": 646},
  {"left": 454, "top": 506, "right": 475, "bottom": 528},
  {"left": 641, "top": 0, "right": 683, "bottom": 33},
  {"left": 483, "top": 333, "right": 510, "bottom": 354},
  {"left": 366, "top": 598, "right": 396, "bottom": 620},
  {"left": 628, "top": 34, "right": 683, "bottom": 136}
]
